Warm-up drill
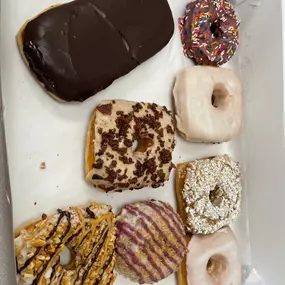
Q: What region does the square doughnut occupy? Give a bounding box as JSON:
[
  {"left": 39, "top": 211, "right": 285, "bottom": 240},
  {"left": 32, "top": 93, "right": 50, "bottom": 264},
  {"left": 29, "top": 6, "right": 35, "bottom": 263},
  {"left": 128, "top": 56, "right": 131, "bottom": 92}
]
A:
[
  {"left": 173, "top": 66, "right": 242, "bottom": 143},
  {"left": 85, "top": 100, "right": 176, "bottom": 192}
]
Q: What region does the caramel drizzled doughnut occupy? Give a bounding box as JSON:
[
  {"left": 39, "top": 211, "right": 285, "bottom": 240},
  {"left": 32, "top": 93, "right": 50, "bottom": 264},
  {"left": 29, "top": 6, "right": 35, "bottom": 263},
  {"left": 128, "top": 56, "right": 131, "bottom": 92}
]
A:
[
  {"left": 176, "top": 155, "right": 242, "bottom": 235},
  {"left": 115, "top": 200, "right": 187, "bottom": 284},
  {"left": 179, "top": 0, "right": 240, "bottom": 66},
  {"left": 85, "top": 100, "right": 176, "bottom": 192},
  {"left": 15, "top": 202, "right": 116, "bottom": 285}
]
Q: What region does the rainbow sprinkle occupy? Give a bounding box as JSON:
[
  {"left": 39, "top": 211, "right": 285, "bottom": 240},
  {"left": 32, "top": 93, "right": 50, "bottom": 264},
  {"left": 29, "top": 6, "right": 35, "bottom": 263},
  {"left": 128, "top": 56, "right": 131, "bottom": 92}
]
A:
[{"left": 178, "top": 0, "right": 240, "bottom": 66}]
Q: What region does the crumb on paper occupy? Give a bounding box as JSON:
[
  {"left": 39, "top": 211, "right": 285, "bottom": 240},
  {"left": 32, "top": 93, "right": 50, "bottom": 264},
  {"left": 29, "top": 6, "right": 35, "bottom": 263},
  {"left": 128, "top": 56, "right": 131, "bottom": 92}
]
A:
[
  {"left": 42, "top": 213, "right": 47, "bottom": 220},
  {"left": 57, "top": 154, "right": 59, "bottom": 157},
  {"left": 34, "top": 202, "right": 37, "bottom": 206},
  {"left": 40, "top": 162, "right": 46, "bottom": 169}
]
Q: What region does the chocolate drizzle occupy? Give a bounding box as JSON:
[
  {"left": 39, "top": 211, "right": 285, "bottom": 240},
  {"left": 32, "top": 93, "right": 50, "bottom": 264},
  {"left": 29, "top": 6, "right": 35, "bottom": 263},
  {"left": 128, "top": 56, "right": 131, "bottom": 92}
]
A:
[
  {"left": 16, "top": 204, "right": 116, "bottom": 285},
  {"left": 32, "top": 211, "right": 72, "bottom": 284},
  {"left": 80, "top": 227, "right": 109, "bottom": 283},
  {"left": 93, "top": 251, "right": 115, "bottom": 285},
  {"left": 18, "top": 210, "right": 70, "bottom": 274}
]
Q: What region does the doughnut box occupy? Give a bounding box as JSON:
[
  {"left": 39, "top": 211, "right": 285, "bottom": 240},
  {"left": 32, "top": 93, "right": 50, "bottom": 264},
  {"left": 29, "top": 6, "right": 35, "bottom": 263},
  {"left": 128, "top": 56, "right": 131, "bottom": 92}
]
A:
[{"left": 0, "top": 0, "right": 284, "bottom": 284}]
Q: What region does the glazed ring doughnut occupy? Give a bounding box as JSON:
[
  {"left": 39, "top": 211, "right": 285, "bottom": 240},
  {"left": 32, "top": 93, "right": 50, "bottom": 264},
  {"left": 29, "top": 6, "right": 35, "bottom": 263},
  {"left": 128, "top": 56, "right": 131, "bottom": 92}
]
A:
[
  {"left": 85, "top": 100, "right": 176, "bottom": 192},
  {"left": 179, "top": 0, "right": 240, "bottom": 66},
  {"left": 15, "top": 202, "right": 116, "bottom": 285},
  {"left": 173, "top": 66, "right": 242, "bottom": 143},
  {"left": 175, "top": 155, "right": 242, "bottom": 235},
  {"left": 186, "top": 227, "right": 242, "bottom": 285}
]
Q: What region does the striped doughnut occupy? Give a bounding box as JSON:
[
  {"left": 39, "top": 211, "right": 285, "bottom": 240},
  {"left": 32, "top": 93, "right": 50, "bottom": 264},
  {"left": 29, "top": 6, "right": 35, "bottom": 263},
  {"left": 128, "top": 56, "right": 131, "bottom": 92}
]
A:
[{"left": 115, "top": 200, "right": 187, "bottom": 284}]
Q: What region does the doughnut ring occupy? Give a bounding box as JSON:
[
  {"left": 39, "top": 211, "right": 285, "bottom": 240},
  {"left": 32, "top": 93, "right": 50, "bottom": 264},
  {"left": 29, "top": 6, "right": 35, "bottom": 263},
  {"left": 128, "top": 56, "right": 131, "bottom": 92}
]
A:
[
  {"left": 179, "top": 0, "right": 240, "bottom": 66},
  {"left": 173, "top": 66, "right": 242, "bottom": 143},
  {"left": 15, "top": 202, "right": 116, "bottom": 285},
  {"left": 176, "top": 155, "right": 242, "bottom": 235},
  {"left": 186, "top": 227, "right": 242, "bottom": 285}
]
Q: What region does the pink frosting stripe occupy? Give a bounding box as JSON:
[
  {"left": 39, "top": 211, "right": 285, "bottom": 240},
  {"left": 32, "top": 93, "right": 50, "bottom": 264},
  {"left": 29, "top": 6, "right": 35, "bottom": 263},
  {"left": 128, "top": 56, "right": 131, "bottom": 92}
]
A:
[
  {"left": 116, "top": 241, "right": 158, "bottom": 283},
  {"left": 124, "top": 207, "right": 179, "bottom": 265},
  {"left": 126, "top": 205, "right": 184, "bottom": 260},
  {"left": 144, "top": 201, "right": 185, "bottom": 236},
  {"left": 117, "top": 221, "right": 174, "bottom": 273},
  {"left": 116, "top": 222, "right": 165, "bottom": 280},
  {"left": 163, "top": 202, "right": 186, "bottom": 229},
  {"left": 142, "top": 201, "right": 186, "bottom": 249}
]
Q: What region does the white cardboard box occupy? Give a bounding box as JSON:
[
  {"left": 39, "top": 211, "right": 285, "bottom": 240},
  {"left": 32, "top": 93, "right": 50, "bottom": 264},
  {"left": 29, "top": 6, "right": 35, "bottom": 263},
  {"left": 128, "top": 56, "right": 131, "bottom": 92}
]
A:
[{"left": 0, "top": 0, "right": 284, "bottom": 284}]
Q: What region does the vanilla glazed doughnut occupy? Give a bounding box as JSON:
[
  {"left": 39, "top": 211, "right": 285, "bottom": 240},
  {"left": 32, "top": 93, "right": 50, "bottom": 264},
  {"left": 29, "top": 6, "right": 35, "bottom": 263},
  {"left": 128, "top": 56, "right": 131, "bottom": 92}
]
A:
[
  {"left": 15, "top": 202, "right": 116, "bottom": 285},
  {"left": 186, "top": 227, "right": 242, "bottom": 285},
  {"left": 173, "top": 66, "right": 242, "bottom": 143},
  {"left": 179, "top": 0, "right": 240, "bottom": 66},
  {"left": 115, "top": 200, "right": 187, "bottom": 284},
  {"left": 175, "top": 155, "right": 242, "bottom": 235},
  {"left": 85, "top": 100, "right": 176, "bottom": 192}
]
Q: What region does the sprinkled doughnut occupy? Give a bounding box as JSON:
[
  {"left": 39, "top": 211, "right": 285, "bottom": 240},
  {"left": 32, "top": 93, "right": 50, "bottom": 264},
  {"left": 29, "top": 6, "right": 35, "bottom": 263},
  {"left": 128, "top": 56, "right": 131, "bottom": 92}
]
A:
[
  {"left": 175, "top": 155, "right": 242, "bottom": 235},
  {"left": 15, "top": 202, "right": 116, "bottom": 285},
  {"left": 179, "top": 0, "right": 240, "bottom": 66}
]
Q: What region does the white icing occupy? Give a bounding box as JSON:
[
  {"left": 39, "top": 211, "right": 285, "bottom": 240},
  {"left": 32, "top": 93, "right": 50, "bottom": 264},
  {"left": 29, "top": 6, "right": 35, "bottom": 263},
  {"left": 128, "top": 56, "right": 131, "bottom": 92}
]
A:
[
  {"left": 186, "top": 227, "right": 242, "bottom": 285},
  {"left": 45, "top": 267, "right": 53, "bottom": 279},
  {"left": 173, "top": 66, "right": 242, "bottom": 143}
]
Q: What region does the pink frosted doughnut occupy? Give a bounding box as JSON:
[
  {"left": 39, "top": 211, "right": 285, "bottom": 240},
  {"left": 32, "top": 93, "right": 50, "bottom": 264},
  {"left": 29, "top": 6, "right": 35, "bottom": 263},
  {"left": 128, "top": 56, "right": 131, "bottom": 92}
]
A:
[{"left": 186, "top": 227, "right": 242, "bottom": 285}]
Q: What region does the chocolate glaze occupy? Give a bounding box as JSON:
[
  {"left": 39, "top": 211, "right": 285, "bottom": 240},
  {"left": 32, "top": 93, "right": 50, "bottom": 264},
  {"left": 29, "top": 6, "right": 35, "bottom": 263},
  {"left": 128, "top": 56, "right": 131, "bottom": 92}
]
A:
[{"left": 21, "top": 0, "right": 174, "bottom": 102}]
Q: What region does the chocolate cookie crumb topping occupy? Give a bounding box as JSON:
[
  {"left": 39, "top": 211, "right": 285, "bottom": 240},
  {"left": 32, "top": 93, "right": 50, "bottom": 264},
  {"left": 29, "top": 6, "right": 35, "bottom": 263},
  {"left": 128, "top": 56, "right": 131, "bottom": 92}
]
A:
[
  {"left": 97, "top": 104, "right": 112, "bottom": 115},
  {"left": 166, "top": 125, "right": 174, "bottom": 134},
  {"left": 93, "top": 159, "right": 103, "bottom": 169},
  {"left": 159, "top": 149, "right": 172, "bottom": 164},
  {"left": 88, "top": 100, "right": 175, "bottom": 192},
  {"left": 124, "top": 138, "right": 133, "bottom": 148},
  {"left": 132, "top": 103, "right": 143, "bottom": 112},
  {"left": 92, "top": 174, "right": 104, "bottom": 180}
]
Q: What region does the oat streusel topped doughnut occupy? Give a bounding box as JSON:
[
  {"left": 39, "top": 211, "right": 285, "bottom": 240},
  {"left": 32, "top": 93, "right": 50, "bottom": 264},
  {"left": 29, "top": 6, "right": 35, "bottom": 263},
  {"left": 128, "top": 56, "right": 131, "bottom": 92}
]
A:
[
  {"left": 85, "top": 100, "right": 176, "bottom": 192},
  {"left": 181, "top": 155, "right": 242, "bottom": 234},
  {"left": 15, "top": 202, "right": 116, "bottom": 285}
]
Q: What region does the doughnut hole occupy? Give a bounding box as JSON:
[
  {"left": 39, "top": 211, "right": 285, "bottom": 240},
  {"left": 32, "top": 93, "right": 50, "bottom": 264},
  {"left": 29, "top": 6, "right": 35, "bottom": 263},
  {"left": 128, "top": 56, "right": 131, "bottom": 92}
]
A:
[
  {"left": 211, "top": 84, "right": 228, "bottom": 109},
  {"left": 207, "top": 255, "right": 228, "bottom": 281},
  {"left": 210, "top": 21, "right": 222, "bottom": 38},
  {"left": 209, "top": 185, "right": 223, "bottom": 206},
  {"left": 59, "top": 246, "right": 75, "bottom": 270},
  {"left": 133, "top": 137, "right": 153, "bottom": 153}
]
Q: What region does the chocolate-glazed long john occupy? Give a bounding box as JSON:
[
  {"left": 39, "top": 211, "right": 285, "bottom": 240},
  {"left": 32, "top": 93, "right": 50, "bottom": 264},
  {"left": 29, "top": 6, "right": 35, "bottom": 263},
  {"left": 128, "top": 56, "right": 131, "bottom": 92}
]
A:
[{"left": 17, "top": 0, "right": 174, "bottom": 102}]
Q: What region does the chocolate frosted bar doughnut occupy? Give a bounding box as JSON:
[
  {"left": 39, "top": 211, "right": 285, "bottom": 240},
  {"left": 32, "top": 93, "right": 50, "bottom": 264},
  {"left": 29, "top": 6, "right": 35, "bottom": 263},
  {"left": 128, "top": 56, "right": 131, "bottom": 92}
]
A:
[{"left": 17, "top": 0, "right": 174, "bottom": 102}]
